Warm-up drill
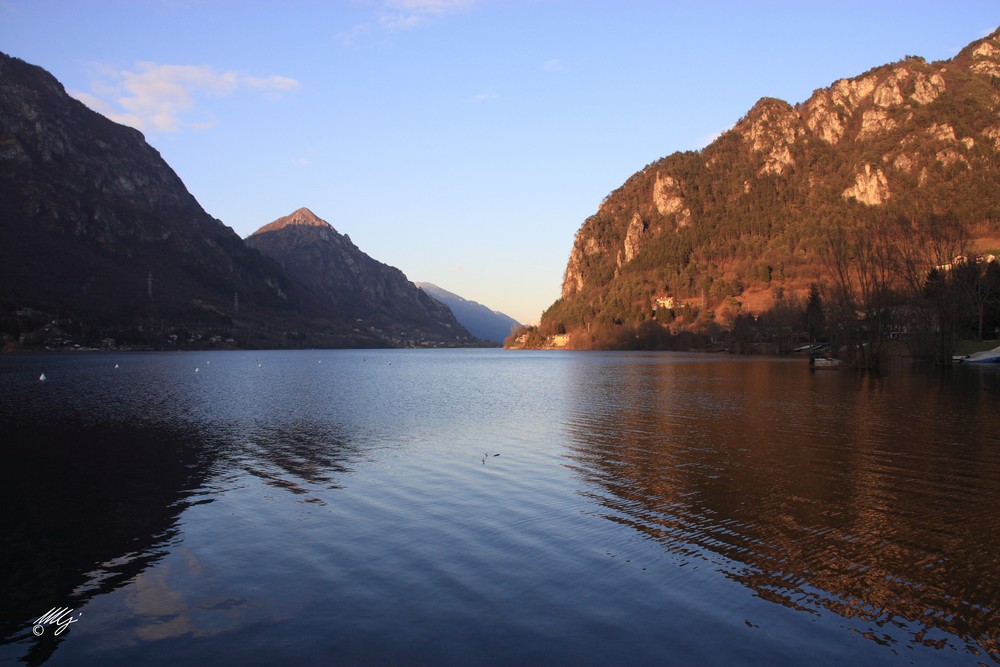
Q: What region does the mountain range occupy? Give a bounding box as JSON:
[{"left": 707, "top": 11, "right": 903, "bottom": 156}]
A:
[
  {"left": 5, "top": 26, "right": 1000, "bottom": 354},
  {"left": 0, "top": 51, "right": 476, "bottom": 349},
  {"left": 523, "top": 28, "right": 1000, "bottom": 349},
  {"left": 246, "top": 208, "right": 471, "bottom": 345}
]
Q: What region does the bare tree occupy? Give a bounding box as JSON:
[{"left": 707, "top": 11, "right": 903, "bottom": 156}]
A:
[
  {"left": 892, "top": 215, "right": 969, "bottom": 365},
  {"left": 959, "top": 258, "right": 1000, "bottom": 340},
  {"left": 825, "top": 218, "right": 900, "bottom": 369}
]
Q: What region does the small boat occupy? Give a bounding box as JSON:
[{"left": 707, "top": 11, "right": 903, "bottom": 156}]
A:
[
  {"left": 962, "top": 345, "right": 1000, "bottom": 364},
  {"left": 809, "top": 354, "right": 841, "bottom": 370}
]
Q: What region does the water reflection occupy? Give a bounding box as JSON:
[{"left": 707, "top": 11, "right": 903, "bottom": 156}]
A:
[
  {"left": 236, "top": 420, "right": 358, "bottom": 501},
  {"left": 3, "top": 350, "right": 998, "bottom": 665},
  {"left": 0, "top": 352, "right": 365, "bottom": 664},
  {"left": 0, "top": 418, "right": 213, "bottom": 666},
  {"left": 564, "top": 354, "right": 1000, "bottom": 662}
]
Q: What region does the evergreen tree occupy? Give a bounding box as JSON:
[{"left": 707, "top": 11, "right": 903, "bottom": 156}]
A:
[{"left": 805, "top": 284, "right": 825, "bottom": 343}]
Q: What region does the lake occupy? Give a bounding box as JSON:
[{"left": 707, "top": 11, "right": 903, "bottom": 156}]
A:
[{"left": 0, "top": 349, "right": 997, "bottom": 666}]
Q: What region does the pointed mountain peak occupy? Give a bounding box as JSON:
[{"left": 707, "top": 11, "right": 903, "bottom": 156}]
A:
[
  {"left": 249, "top": 207, "right": 334, "bottom": 236},
  {"left": 285, "top": 207, "right": 325, "bottom": 225}
]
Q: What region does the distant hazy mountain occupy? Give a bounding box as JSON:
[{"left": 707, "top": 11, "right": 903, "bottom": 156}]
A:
[
  {"left": 414, "top": 282, "right": 520, "bottom": 345},
  {"left": 247, "top": 209, "right": 473, "bottom": 345}
]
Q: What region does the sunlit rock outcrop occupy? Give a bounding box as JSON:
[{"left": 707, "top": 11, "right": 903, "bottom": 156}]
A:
[{"left": 534, "top": 28, "right": 1000, "bottom": 349}]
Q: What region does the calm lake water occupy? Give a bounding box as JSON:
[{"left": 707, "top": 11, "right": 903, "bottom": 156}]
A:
[{"left": 0, "top": 349, "right": 998, "bottom": 666}]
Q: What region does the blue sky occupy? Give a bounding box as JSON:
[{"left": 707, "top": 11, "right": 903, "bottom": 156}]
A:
[{"left": 2, "top": 1, "right": 997, "bottom": 324}]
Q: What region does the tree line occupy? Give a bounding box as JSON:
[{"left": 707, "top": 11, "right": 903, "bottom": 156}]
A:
[
  {"left": 510, "top": 213, "right": 1000, "bottom": 363},
  {"left": 822, "top": 214, "right": 1000, "bottom": 368}
]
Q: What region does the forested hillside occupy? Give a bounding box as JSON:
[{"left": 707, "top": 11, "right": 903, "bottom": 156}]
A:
[{"left": 520, "top": 29, "right": 1000, "bottom": 355}]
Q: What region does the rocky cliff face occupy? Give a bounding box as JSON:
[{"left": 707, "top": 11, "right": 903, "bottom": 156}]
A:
[
  {"left": 247, "top": 209, "right": 473, "bottom": 345},
  {"left": 545, "top": 28, "right": 1000, "bottom": 345},
  {"left": 0, "top": 50, "right": 294, "bottom": 332}
]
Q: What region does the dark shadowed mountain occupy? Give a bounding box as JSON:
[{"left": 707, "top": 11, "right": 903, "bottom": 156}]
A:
[
  {"left": 246, "top": 209, "right": 473, "bottom": 346},
  {"left": 414, "top": 282, "right": 520, "bottom": 345},
  {"left": 0, "top": 51, "right": 301, "bottom": 344},
  {"left": 0, "top": 51, "right": 474, "bottom": 349}
]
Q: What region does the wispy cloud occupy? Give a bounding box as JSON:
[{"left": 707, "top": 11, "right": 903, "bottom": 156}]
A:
[
  {"left": 293, "top": 146, "right": 320, "bottom": 167},
  {"left": 378, "top": 0, "right": 475, "bottom": 31},
  {"left": 71, "top": 62, "right": 300, "bottom": 133},
  {"left": 335, "top": 22, "right": 374, "bottom": 48},
  {"left": 470, "top": 89, "right": 498, "bottom": 103},
  {"left": 335, "top": 0, "right": 475, "bottom": 48},
  {"left": 542, "top": 58, "right": 565, "bottom": 72}
]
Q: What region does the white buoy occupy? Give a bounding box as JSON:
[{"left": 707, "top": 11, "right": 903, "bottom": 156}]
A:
[
  {"left": 195, "top": 367, "right": 200, "bottom": 373},
  {"left": 39, "top": 372, "right": 46, "bottom": 381}
]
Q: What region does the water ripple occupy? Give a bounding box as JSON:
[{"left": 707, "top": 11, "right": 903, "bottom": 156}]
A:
[
  {"left": 2, "top": 350, "right": 998, "bottom": 665},
  {"left": 563, "top": 354, "right": 1000, "bottom": 662}
]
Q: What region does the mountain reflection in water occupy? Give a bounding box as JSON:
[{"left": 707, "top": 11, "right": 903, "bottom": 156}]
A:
[
  {"left": 0, "top": 350, "right": 997, "bottom": 666},
  {"left": 0, "top": 352, "right": 365, "bottom": 665},
  {"left": 563, "top": 355, "right": 999, "bottom": 661},
  {"left": 0, "top": 420, "right": 212, "bottom": 666}
]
